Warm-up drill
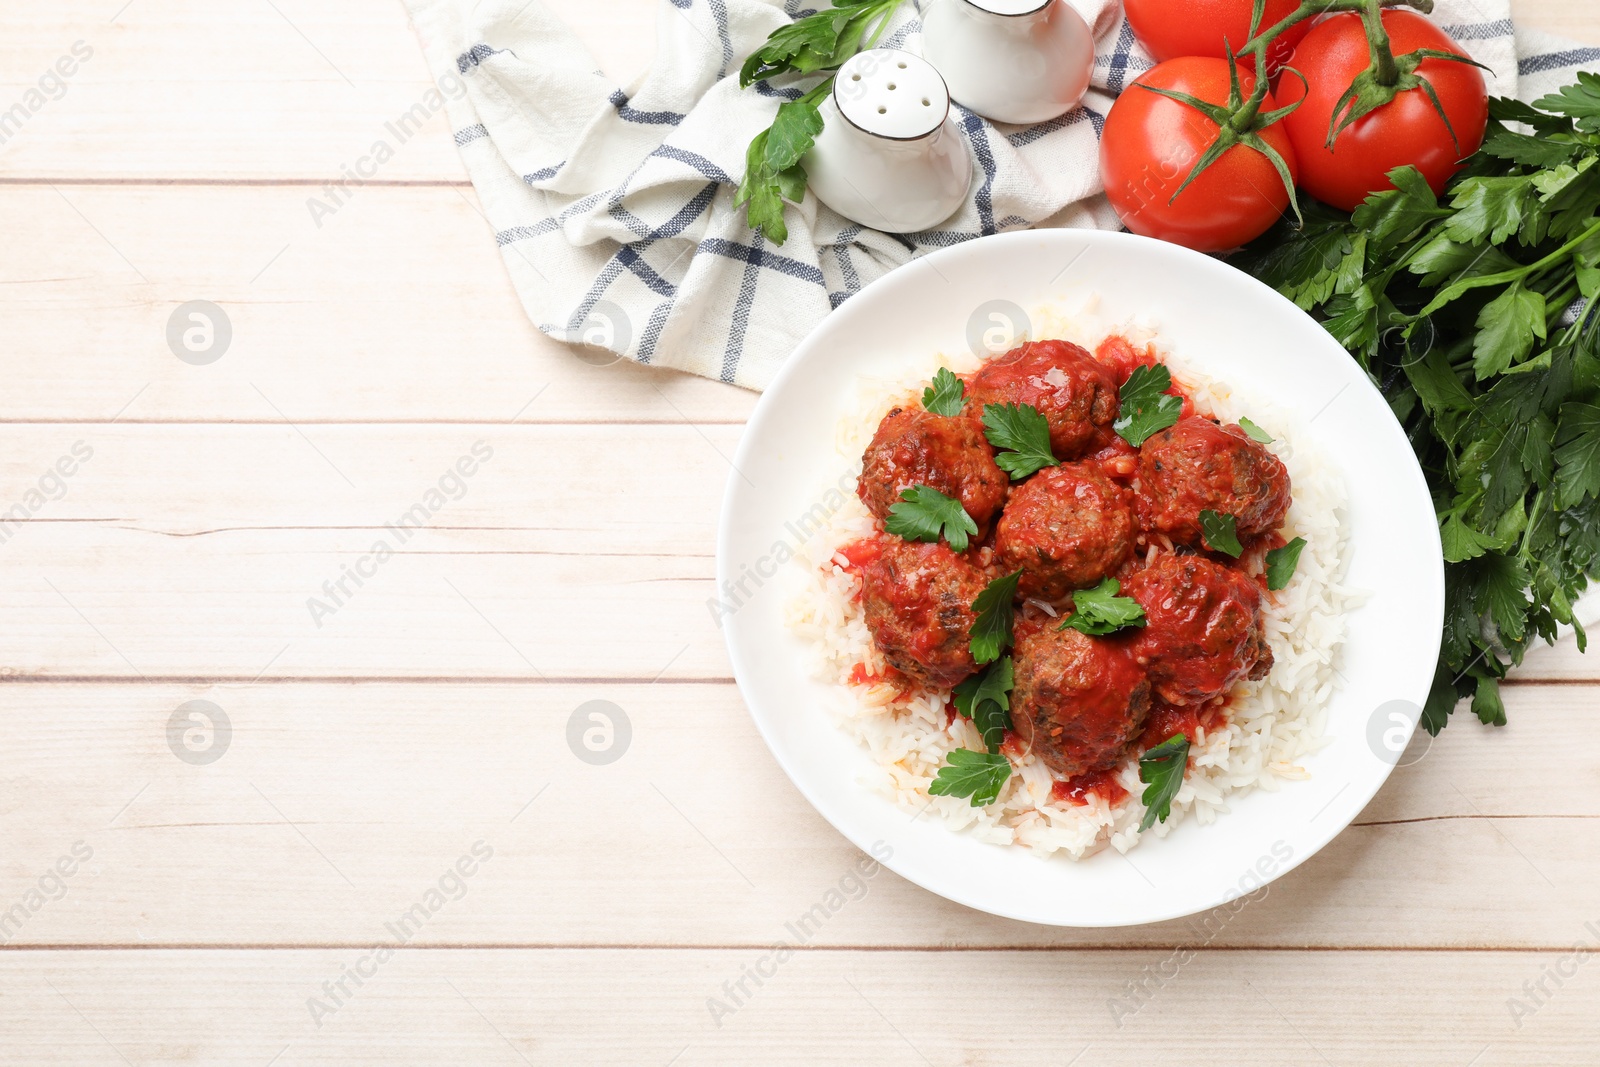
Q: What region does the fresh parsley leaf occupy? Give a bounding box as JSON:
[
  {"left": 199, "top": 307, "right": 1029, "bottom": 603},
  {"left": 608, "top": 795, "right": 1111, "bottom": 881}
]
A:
[
  {"left": 1554, "top": 402, "right": 1600, "bottom": 508},
  {"left": 1472, "top": 673, "right": 1507, "bottom": 726},
  {"left": 1473, "top": 284, "right": 1547, "bottom": 379},
  {"left": 1238, "top": 416, "right": 1273, "bottom": 443},
  {"left": 1115, "top": 364, "right": 1184, "bottom": 447},
  {"left": 1445, "top": 175, "right": 1534, "bottom": 246},
  {"left": 1235, "top": 77, "right": 1600, "bottom": 736},
  {"left": 1198, "top": 510, "right": 1243, "bottom": 557},
  {"left": 1137, "top": 733, "right": 1190, "bottom": 832},
  {"left": 1351, "top": 166, "right": 1449, "bottom": 254},
  {"left": 981, "top": 403, "right": 1057, "bottom": 480},
  {"left": 1532, "top": 70, "right": 1600, "bottom": 132},
  {"left": 1228, "top": 203, "right": 1351, "bottom": 310},
  {"left": 1058, "top": 577, "right": 1147, "bottom": 635},
  {"left": 969, "top": 569, "right": 1023, "bottom": 664},
  {"left": 1265, "top": 537, "right": 1307, "bottom": 590},
  {"left": 1440, "top": 513, "right": 1497, "bottom": 563},
  {"left": 883, "top": 485, "right": 978, "bottom": 553},
  {"left": 922, "top": 368, "right": 966, "bottom": 416},
  {"left": 1471, "top": 551, "right": 1532, "bottom": 645},
  {"left": 952, "top": 657, "right": 1014, "bottom": 753},
  {"left": 1406, "top": 232, "right": 1518, "bottom": 289},
  {"left": 766, "top": 98, "right": 825, "bottom": 171},
  {"left": 928, "top": 748, "right": 1013, "bottom": 807},
  {"left": 1480, "top": 123, "right": 1580, "bottom": 169}
]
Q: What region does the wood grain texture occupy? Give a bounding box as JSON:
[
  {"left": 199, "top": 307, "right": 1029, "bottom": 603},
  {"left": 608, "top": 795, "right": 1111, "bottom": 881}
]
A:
[
  {"left": 3, "top": 949, "right": 1597, "bottom": 1066},
  {"left": 0, "top": 0, "right": 658, "bottom": 183},
  {"left": 0, "top": 683, "right": 1594, "bottom": 950},
  {"left": 0, "top": 184, "right": 756, "bottom": 424},
  {"left": 0, "top": 0, "right": 1596, "bottom": 1061}
]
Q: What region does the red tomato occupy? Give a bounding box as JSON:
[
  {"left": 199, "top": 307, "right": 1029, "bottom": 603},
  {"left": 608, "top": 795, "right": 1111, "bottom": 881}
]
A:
[
  {"left": 1125, "top": 0, "right": 1310, "bottom": 72},
  {"left": 1277, "top": 10, "right": 1488, "bottom": 210},
  {"left": 1100, "top": 58, "right": 1300, "bottom": 253}
]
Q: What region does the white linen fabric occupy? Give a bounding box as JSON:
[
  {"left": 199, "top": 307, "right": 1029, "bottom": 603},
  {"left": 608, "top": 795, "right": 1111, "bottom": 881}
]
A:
[{"left": 401, "top": 0, "right": 1599, "bottom": 390}]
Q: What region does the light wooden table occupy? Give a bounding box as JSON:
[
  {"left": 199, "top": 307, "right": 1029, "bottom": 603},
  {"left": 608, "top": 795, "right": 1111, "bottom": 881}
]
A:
[{"left": 1, "top": 2, "right": 1596, "bottom": 1063}]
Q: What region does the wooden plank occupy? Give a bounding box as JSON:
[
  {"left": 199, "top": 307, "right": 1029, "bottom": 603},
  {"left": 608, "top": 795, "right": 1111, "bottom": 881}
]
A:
[
  {"left": 0, "top": 681, "right": 1593, "bottom": 949},
  {"left": 2, "top": 948, "right": 1596, "bottom": 1065},
  {"left": 0, "top": 183, "right": 757, "bottom": 424},
  {"left": 1514, "top": 0, "right": 1600, "bottom": 41},
  {"left": 1504, "top": 629, "right": 1599, "bottom": 682},
  {"left": 0, "top": 424, "right": 734, "bottom": 679},
  {"left": 0, "top": 0, "right": 657, "bottom": 181},
  {"left": 0, "top": 418, "right": 1591, "bottom": 683}
]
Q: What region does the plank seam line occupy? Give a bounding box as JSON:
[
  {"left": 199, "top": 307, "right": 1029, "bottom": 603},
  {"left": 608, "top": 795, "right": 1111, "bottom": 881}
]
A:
[
  {"left": 0, "top": 943, "right": 1571, "bottom": 953},
  {"left": 0, "top": 675, "right": 739, "bottom": 686},
  {"left": 0, "top": 178, "right": 473, "bottom": 188}
]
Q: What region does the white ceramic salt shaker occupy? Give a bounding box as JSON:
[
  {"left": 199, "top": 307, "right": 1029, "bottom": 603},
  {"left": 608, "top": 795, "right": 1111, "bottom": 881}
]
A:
[
  {"left": 802, "top": 49, "right": 972, "bottom": 234},
  {"left": 921, "top": 0, "right": 1095, "bottom": 125}
]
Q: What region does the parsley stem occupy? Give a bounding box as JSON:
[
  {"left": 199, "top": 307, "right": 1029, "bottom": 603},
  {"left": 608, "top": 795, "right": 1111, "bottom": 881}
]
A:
[{"left": 1415, "top": 216, "right": 1600, "bottom": 320}]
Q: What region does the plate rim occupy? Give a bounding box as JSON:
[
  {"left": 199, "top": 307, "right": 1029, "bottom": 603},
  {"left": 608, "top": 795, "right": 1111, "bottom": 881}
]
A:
[{"left": 716, "top": 227, "right": 1445, "bottom": 927}]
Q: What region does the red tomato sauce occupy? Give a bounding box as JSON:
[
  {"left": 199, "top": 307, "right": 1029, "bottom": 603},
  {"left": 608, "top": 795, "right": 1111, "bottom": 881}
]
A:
[
  {"left": 1094, "top": 335, "right": 1195, "bottom": 417},
  {"left": 835, "top": 536, "right": 883, "bottom": 572},
  {"left": 1140, "top": 701, "right": 1227, "bottom": 749},
  {"left": 1051, "top": 766, "right": 1130, "bottom": 807}
]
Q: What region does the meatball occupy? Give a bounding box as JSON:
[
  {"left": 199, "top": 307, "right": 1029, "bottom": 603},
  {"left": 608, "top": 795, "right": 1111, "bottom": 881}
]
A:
[
  {"left": 858, "top": 407, "right": 1007, "bottom": 536},
  {"left": 995, "top": 463, "right": 1137, "bottom": 601},
  {"left": 1122, "top": 554, "right": 1273, "bottom": 706},
  {"left": 965, "top": 340, "right": 1119, "bottom": 459},
  {"left": 1135, "top": 416, "right": 1291, "bottom": 546},
  {"left": 1011, "top": 621, "right": 1152, "bottom": 777},
  {"left": 860, "top": 538, "right": 993, "bottom": 688}
]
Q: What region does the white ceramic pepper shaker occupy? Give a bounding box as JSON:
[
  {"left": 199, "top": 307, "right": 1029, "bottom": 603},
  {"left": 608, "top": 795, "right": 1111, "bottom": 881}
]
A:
[
  {"left": 921, "top": 0, "right": 1095, "bottom": 126},
  {"left": 802, "top": 49, "right": 973, "bottom": 234}
]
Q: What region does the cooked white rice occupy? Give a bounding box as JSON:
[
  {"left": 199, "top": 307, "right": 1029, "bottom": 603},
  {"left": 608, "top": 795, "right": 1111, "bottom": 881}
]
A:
[{"left": 783, "top": 294, "right": 1358, "bottom": 859}]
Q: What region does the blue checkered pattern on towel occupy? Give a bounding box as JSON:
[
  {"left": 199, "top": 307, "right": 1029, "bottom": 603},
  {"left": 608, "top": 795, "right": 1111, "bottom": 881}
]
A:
[{"left": 400, "top": 0, "right": 1596, "bottom": 390}]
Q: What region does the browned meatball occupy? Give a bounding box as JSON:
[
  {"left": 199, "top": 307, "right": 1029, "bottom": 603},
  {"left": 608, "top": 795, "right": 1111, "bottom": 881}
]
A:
[
  {"left": 860, "top": 538, "right": 993, "bottom": 688},
  {"left": 1011, "top": 620, "right": 1152, "bottom": 777},
  {"left": 1135, "top": 416, "right": 1291, "bottom": 546},
  {"left": 995, "top": 463, "right": 1137, "bottom": 601},
  {"left": 964, "top": 340, "right": 1120, "bottom": 459},
  {"left": 1122, "top": 554, "right": 1273, "bottom": 706},
  {"left": 858, "top": 407, "right": 1007, "bottom": 536}
]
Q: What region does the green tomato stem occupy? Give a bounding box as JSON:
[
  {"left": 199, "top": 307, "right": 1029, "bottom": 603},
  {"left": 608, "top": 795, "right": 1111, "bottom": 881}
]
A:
[{"left": 1360, "top": 0, "right": 1401, "bottom": 88}]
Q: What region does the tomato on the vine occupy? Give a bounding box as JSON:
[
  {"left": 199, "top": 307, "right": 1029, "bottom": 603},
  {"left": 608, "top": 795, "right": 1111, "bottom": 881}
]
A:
[
  {"left": 1124, "top": 0, "right": 1310, "bottom": 73},
  {"left": 1100, "top": 58, "right": 1299, "bottom": 254},
  {"left": 1277, "top": 10, "right": 1488, "bottom": 210}
]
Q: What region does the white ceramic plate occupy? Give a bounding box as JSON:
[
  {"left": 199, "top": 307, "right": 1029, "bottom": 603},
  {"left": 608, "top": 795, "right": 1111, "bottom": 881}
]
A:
[{"left": 716, "top": 229, "right": 1443, "bottom": 927}]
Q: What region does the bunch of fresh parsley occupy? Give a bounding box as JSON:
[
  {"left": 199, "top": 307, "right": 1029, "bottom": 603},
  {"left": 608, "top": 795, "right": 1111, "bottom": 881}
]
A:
[
  {"left": 734, "top": 0, "right": 906, "bottom": 244},
  {"left": 1233, "top": 74, "right": 1600, "bottom": 733}
]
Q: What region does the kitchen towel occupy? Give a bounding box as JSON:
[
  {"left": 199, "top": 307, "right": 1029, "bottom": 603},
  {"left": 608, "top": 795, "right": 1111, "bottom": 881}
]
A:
[{"left": 401, "top": 0, "right": 1599, "bottom": 390}]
